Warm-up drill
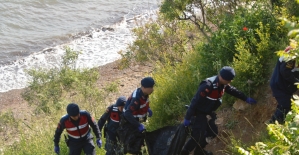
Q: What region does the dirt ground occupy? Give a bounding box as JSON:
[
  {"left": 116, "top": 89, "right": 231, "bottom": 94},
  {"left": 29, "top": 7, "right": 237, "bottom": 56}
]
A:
[
  {"left": 205, "top": 89, "right": 277, "bottom": 155},
  {"left": 0, "top": 60, "right": 278, "bottom": 155}
]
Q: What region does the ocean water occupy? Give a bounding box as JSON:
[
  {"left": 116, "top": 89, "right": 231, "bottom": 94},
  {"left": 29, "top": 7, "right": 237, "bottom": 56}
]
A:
[{"left": 0, "top": 0, "right": 160, "bottom": 92}]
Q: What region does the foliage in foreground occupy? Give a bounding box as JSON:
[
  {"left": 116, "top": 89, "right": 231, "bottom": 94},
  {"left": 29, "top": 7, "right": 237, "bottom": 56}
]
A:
[{"left": 237, "top": 96, "right": 299, "bottom": 155}]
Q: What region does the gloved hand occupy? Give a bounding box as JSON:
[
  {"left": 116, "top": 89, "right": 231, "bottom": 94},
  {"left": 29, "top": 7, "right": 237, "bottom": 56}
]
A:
[
  {"left": 183, "top": 119, "right": 191, "bottom": 127},
  {"left": 138, "top": 124, "right": 145, "bottom": 132},
  {"left": 96, "top": 139, "right": 102, "bottom": 148},
  {"left": 54, "top": 145, "right": 60, "bottom": 154},
  {"left": 246, "top": 97, "right": 257, "bottom": 104},
  {"left": 148, "top": 108, "right": 153, "bottom": 117}
]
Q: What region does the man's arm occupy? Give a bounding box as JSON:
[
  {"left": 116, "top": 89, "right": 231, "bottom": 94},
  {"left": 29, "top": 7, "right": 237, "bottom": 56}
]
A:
[
  {"left": 97, "top": 107, "right": 111, "bottom": 131},
  {"left": 124, "top": 98, "right": 141, "bottom": 128},
  {"left": 53, "top": 118, "right": 65, "bottom": 146},
  {"left": 87, "top": 112, "right": 101, "bottom": 139},
  {"left": 224, "top": 85, "right": 247, "bottom": 101}
]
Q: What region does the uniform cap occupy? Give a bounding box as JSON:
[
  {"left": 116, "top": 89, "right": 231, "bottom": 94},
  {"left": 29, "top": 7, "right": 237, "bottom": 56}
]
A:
[
  {"left": 141, "top": 77, "right": 155, "bottom": 88},
  {"left": 67, "top": 103, "right": 80, "bottom": 116},
  {"left": 115, "top": 96, "right": 127, "bottom": 107},
  {"left": 220, "top": 66, "right": 235, "bottom": 81}
]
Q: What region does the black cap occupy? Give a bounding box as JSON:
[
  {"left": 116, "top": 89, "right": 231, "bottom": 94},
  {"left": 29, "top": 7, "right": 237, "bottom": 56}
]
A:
[
  {"left": 67, "top": 103, "right": 80, "bottom": 116},
  {"left": 220, "top": 66, "right": 235, "bottom": 81},
  {"left": 115, "top": 96, "right": 126, "bottom": 107},
  {"left": 141, "top": 77, "right": 155, "bottom": 88}
]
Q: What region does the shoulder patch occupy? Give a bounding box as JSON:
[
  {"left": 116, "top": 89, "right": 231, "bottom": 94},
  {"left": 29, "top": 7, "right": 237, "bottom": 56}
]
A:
[{"left": 199, "top": 87, "right": 210, "bottom": 97}]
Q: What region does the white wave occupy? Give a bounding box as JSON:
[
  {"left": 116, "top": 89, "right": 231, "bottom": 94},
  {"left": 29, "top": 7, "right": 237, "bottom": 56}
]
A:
[{"left": 0, "top": 9, "right": 158, "bottom": 93}]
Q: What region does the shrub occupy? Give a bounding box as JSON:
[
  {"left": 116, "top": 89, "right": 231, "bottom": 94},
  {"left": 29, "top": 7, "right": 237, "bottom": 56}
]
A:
[
  {"left": 198, "top": 3, "right": 288, "bottom": 104},
  {"left": 147, "top": 49, "right": 203, "bottom": 130},
  {"left": 119, "top": 15, "right": 201, "bottom": 68},
  {"left": 21, "top": 47, "right": 112, "bottom": 114}
]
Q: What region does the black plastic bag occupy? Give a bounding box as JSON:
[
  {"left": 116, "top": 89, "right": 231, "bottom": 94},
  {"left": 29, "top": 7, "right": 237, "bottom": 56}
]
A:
[
  {"left": 117, "top": 123, "right": 145, "bottom": 154},
  {"left": 145, "top": 124, "right": 187, "bottom": 155}
]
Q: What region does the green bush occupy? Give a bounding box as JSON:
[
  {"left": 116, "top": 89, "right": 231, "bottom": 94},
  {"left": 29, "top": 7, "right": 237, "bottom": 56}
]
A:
[
  {"left": 147, "top": 49, "right": 203, "bottom": 130},
  {"left": 198, "top": 3, "right": 288, "bottom": 104},
  {"left": 21, "top": 47, "right": 110, "bottom": 114},
  {"left": 0, "top": 111, "right": 16, "bottom": 126},
  {"left": 119, "top": 16, "right": 201, "bottom": 68}
]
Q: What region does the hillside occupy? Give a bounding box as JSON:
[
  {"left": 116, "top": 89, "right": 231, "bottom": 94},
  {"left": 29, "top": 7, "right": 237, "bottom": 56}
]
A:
[
  {"left": 205, "top": 87, "right": 277, "bottom": 154},
  {"left": 0, "top": 59, "right": 153, "bottom": 151},
  {"left": 0, "top": 58, "right": 278, "bottom": 155}
]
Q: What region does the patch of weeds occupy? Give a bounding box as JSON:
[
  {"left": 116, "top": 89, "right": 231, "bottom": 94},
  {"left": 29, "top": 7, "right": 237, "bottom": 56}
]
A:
[
  {"left": 104, "top": 81, "right": 119, "bottom": 92},
  {"left": 0, "top": 111, "right": 17, "bottom": 132},
  {"left": 225, "top": 120, "right": 238, "bottom": 129}
]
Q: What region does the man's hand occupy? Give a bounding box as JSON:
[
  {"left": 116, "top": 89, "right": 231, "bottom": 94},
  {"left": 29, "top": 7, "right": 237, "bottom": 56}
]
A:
[
  {"left": 183, "top": 119, "right": 191, "bottom": 127},
  {"left": 96, "top": 139, "right": 102, "bottom": 148},
  {"left": 246, "top": 98, "right": 257, "bottom": 104},
  {"left": 138, "top": 124, "right": 145, "bottom": 132},
  {"left": 148, "top": 108, "right": 153, "bottom": 117},
  {"left": 54, "top": 145, "right": 60, "bottom": 154}
]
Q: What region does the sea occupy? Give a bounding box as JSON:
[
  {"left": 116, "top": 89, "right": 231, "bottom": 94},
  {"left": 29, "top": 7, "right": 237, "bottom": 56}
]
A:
[{"left": 0, "top": 0, "right": 160, "bottom": 93}]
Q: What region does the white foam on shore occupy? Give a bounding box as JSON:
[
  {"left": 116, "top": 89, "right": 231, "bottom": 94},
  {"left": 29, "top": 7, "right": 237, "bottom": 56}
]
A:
[{"left": 0, "top": 10, "right": 158, "bottom": 93}]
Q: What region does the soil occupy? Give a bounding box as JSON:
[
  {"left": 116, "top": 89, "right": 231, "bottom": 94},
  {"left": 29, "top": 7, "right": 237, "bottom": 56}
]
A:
[{"left": 0, "top": 59, "right": 278, "bottom": 155}]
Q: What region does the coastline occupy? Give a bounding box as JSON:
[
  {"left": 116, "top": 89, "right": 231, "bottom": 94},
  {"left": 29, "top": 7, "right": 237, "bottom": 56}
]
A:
[{"left": 0, "top": 59, "right": 154, "bottom": 114}]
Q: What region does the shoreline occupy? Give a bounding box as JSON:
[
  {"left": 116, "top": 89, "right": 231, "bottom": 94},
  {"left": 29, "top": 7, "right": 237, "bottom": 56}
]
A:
[
  {"left": 0, "top": 59, "right": 153, "bottom": 114},
  {"left": 0, "top": 8, "right": 159, "bottom": 93}
]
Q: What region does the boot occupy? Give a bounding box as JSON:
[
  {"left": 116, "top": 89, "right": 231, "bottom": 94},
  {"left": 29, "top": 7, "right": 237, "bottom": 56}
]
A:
[
  {"left": 180, "top": 149, "right": 190, "bottom": 155},
  {"left": 194, "top": 148, "right": 213, "bottom": 155}
]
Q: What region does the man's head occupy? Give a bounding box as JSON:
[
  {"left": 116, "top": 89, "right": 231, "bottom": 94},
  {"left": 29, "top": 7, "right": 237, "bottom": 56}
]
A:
[
  {"left": 67, "top": 103, "right": 80, "bottom": 120},
  {"left": 115, "top": 96, "right": 126, "bottom": 112},
  {"left": 141, "top": 77, "right": 155, "bottom": 95},
  {"left": 219, "top": 66, "right": 235, "bottom": 84}
]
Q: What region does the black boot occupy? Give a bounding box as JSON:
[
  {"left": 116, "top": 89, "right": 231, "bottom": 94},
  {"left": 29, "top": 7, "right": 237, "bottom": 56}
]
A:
[
  {"left": 180, "top": 149, "right": 190, "bottom": 155},
  {"left": 194, "top": 148, "right": 213, "bottom": 155}
]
